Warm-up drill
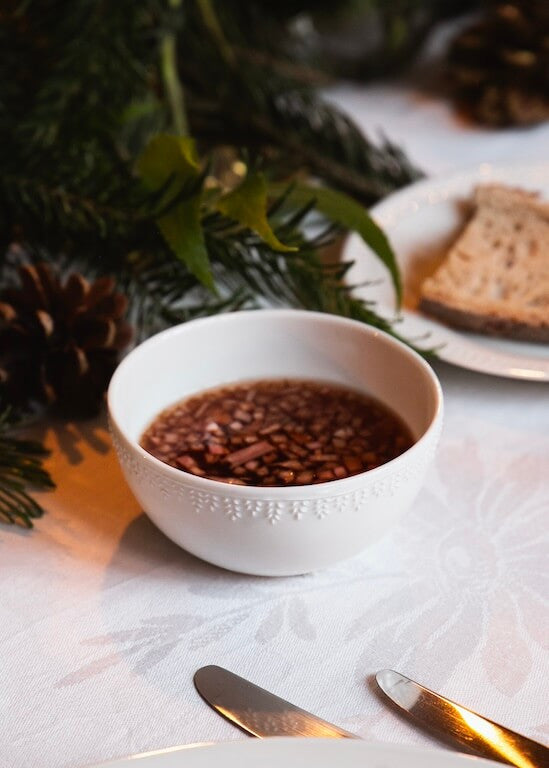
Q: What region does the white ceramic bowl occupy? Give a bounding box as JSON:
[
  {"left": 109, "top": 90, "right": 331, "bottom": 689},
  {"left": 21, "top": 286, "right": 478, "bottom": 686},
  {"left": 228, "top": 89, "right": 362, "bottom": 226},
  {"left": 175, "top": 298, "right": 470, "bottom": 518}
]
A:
[{"left": 108, "top": 309, "right": 443, "bottom": 576}]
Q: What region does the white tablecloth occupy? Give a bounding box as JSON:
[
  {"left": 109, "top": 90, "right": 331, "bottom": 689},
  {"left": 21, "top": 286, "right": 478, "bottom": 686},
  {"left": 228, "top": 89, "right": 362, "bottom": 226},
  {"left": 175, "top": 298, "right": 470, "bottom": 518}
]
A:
[{"left": 2, "top": 30, "right": 549, "bottom": 768}]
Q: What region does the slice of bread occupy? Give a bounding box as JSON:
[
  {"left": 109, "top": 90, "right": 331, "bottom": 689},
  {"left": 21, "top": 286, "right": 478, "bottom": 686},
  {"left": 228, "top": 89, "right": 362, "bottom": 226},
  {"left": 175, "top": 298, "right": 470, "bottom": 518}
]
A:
[{"left": 419, "top": 184, "right": 549, "bottom": 343}]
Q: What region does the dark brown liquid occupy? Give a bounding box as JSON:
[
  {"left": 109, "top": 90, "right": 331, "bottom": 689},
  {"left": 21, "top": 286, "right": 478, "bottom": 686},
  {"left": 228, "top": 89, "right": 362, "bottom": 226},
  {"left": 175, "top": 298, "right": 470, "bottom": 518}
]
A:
[{"left": 140, "top": 379, "right": 414, "bottom": 487}]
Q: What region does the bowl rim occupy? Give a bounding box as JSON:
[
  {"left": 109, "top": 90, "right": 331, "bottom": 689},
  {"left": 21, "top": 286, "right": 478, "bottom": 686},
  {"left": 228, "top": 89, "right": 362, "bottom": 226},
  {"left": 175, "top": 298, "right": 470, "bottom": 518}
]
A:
[{"left": 108, "top": 308, "right": 443, "bottom": 498}]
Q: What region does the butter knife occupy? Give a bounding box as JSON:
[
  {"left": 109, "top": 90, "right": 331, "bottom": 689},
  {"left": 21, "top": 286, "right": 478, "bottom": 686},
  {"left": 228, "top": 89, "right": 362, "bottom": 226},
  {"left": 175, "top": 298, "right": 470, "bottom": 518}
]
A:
[
  {"left": 376, "top": 670, "right": 548, "bottom": 768},
  {"left": 194, "top": 665, "right": 356, "bottom": 738}
]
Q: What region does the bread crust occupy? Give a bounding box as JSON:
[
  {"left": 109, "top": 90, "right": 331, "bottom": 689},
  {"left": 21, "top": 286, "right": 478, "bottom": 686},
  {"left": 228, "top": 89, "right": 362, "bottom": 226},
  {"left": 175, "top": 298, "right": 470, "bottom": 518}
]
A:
[{"left": 419, "top": 297, "right": 549, "bottom": 343}]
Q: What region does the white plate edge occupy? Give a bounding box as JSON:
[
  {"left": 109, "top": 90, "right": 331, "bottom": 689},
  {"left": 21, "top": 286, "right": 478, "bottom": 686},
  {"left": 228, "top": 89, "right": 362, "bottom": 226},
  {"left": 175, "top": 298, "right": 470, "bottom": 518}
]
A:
[{"left": 87, "top": 737, "right": 503, "bottom": 768}]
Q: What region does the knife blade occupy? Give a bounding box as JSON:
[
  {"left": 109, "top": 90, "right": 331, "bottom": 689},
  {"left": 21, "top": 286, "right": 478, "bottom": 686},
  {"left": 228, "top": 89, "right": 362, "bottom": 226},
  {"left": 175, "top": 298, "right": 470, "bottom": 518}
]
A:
[
  {"left": 376, "top": 670, "right": 549, "bottom": 768},
  {"left": 194, "top": 665, "right": 357, "bottom": 739}
]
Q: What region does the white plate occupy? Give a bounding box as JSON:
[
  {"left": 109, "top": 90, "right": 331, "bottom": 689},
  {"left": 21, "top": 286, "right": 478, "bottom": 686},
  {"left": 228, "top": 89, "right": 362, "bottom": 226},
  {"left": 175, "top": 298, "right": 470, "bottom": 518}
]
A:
[
  {"left": 93, "top": 737, "right": 501, "bottom": 767},
  {"left": 345, "top": 162, "right": 549, "bottom": 381}
]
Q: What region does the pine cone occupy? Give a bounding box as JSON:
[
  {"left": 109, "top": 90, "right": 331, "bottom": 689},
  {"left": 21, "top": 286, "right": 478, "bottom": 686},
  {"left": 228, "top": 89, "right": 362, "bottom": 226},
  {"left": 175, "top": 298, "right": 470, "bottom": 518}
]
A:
[
  {"left": 447, "top": 0, "right": 549, "bottom": 126},
  {"left": 0, "top": 263, "right": 133, "bottom": 417}
]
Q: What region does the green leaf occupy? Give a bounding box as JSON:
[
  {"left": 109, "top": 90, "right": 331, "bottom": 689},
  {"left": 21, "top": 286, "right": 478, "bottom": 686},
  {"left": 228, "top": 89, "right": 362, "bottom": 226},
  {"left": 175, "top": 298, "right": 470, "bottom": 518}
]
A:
[
  {"left": 217, "top": 173, "right": 297, "bottom": 253},
  {"left": 271, "top": 182, "right": 401, "bottom": 305},
  {"left": 137, "top": 134, "right": 199, "bottom": 191},
  {"left": 137, "top": 135, "right": 213, "bottom": 289},
  {"left": 157, "top": 195, "right": 214, "bottom": 290}
]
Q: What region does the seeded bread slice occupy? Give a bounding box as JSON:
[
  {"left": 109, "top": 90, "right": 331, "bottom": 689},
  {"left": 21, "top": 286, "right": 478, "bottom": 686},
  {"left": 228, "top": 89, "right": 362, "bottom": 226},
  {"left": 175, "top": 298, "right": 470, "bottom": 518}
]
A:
[{"left": 419, "top": 184, "right": 549, "bottom": 343}]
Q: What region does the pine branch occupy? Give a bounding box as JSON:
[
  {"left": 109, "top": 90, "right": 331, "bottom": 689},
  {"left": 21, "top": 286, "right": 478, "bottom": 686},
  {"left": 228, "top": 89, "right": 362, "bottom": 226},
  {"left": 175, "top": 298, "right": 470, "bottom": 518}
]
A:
[
  {"left": 0, "top": 173, "right": 134, "bottom": 246},
  {"left": 100, "top": 191, "right": 411, "bottom": 348},
  {"left": 201, "top": 203, "right": 431, "bottom": 353},
  {"left": 0, "top": 406, "right": 54, "bottom": 528},
  {"left": 190, "top": 96, "right": 421, "bottom": 205},
  {"left": 251, "top": 94, "right": 421, "bottom": 203},
  {"left": 0, "top": 1, "right": 431, "bottom": 362},
  {"left": 178, "top": 2, "right": 423, "bottom": 204}
]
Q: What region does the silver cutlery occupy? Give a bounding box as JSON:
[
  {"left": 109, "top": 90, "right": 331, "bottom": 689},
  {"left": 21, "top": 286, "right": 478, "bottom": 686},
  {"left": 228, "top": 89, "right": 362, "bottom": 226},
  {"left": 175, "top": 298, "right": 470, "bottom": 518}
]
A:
[{"left": 194, "top": 665, "right": 549, "bottom": 768}]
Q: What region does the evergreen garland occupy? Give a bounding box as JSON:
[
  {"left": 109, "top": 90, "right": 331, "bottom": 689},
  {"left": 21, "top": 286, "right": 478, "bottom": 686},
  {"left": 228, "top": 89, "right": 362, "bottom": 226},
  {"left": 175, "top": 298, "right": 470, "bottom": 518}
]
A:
[{"left": 0, "top": 0, "right": 444, "bottom": 525}]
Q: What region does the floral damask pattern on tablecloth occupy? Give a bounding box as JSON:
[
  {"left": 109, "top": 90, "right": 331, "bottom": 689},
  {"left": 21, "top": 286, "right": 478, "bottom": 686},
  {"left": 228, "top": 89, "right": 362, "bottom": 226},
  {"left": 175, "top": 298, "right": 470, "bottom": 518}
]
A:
[{"left": 50, "top": 436, "right": 547, "bottom": 720}]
